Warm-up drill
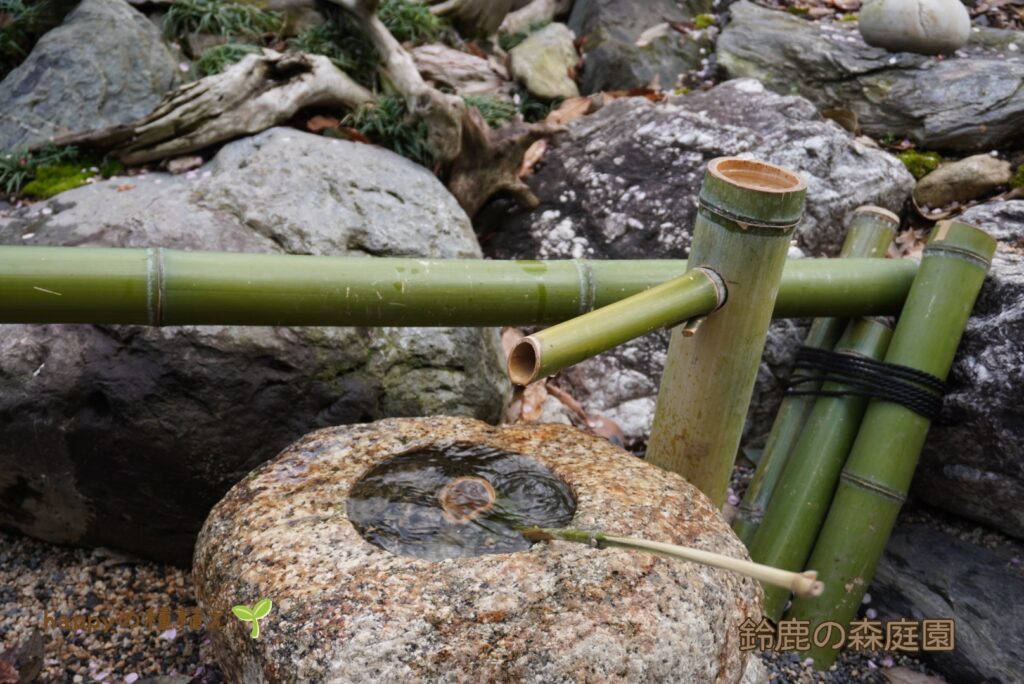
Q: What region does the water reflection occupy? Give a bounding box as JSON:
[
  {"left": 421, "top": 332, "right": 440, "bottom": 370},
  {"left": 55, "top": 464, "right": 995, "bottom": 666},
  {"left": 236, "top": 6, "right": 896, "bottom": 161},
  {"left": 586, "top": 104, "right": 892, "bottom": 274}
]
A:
[{"left": 347, "top": 443, "right": 577, "bottom": 560}]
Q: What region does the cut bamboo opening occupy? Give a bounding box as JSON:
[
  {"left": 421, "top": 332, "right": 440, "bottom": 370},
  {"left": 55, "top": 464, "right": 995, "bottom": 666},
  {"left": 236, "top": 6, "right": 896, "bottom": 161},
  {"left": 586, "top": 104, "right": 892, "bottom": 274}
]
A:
[
  {"left": 646, "top": 157, "right": 808, "bottom": 507},
  {"left": 507, "top": 269, "right": 724, "bottom": 385},
  {"left": 523, "top": 527, "right": 825, "bottom": 598}
]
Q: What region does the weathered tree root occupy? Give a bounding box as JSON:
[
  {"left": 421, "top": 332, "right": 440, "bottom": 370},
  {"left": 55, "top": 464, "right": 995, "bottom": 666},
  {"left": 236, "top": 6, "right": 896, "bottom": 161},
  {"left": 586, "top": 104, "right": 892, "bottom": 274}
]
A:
[
  {"left": 414, "top": 0, "right": 513, "bottom": 37},
  {"left": 59, "top": 0, "right": 562, "bottom": 215},
  {"left": 58, "top": 50, "right": 373, "bottom": 165},
  {"left": 448, "top": 108, "right": 563, "bottom": 216},
  {"left": 500, "top": 0, "right": 573, "bottom": 36}
]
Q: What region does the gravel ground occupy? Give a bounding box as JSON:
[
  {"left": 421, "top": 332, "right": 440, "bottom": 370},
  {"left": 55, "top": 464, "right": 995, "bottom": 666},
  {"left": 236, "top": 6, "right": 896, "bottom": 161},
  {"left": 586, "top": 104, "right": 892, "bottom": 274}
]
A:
[
  {"left": 2, "top": 525, "right": 946, "bottom": 684},
  {"left": 0, "top": 530, "right": 223, "bottom": 684}
]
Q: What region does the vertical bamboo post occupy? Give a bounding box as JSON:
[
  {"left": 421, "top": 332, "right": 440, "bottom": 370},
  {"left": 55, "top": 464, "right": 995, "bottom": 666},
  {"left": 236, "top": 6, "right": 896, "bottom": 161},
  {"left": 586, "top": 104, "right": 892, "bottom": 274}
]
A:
[
  {"left": 748, "top": 318, "right": 893, "bottom": 620},
  {"left": 786, "top": 220, "right": 996, "bottom": 670},
  {"left": 646, "top": 158, "right": 808, "bottom": 507},
  {"left": 733, "top": 207, "right": 898, "bottom": 544}
]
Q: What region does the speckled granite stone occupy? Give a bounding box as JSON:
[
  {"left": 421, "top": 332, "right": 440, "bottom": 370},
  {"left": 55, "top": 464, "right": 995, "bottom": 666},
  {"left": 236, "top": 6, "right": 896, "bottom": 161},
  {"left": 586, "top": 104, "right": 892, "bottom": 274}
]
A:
[{"left": 193, "top": 417, "right": 763, "bottom": 683}]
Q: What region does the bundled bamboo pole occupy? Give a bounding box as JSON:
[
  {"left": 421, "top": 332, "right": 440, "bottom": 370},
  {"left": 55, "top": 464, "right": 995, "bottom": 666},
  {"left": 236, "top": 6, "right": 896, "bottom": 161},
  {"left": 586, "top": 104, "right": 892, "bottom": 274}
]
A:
[
  {"left": 733, "top": 207, "right": 898, "bottom": 544},
  {"left": 0, "top": 247, "right": 916, "bottom": 326},
  {"left": 522, "top": 527, "right": 824, "bottom": 598},
  {"left": 646, "top": 157, "right": 808, "bottom": 507},
  {"left": 786, "top": 220, "right": 995, "bottom": 670},
  {"left": 748, "top": 317, "right": 893, "bottom": 620},
  {"left": 507, "top": 269, "right": 724, "bottom": 385}
]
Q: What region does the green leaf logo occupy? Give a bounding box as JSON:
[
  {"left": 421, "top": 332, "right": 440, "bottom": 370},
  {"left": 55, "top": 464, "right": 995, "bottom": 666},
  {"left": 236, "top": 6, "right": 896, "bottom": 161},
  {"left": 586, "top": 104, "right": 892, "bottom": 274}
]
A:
[{"left": 232, "top": 598, "right": 273, "bottom": 639}]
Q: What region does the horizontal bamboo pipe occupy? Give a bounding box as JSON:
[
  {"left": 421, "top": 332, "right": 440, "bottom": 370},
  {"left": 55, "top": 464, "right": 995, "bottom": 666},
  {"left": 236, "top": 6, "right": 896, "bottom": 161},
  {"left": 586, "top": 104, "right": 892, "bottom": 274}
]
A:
[
  {"left": 508, "top": 269, "right": 725, "bottom": 385},
  {"left": 0, "top": 247, "right": 916, "bottom": 326},
  {"left": 523, "top": 527, "right": 824, "bottom": 599}
]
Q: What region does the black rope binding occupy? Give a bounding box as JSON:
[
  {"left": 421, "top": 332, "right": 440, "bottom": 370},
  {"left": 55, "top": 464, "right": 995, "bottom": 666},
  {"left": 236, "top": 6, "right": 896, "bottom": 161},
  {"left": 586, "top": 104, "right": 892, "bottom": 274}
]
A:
[{"left": 785, "top": 346, "right": 945, "bottom": 421}]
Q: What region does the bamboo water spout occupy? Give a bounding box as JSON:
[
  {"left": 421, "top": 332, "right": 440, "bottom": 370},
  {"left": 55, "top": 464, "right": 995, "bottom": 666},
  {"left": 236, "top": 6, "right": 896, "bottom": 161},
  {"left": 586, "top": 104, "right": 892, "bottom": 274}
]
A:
[
  {"left": 647, "top": 157, "right": 808, "bottom": 507},
  {"left": 0, "top": 247, "right": 917, "bottom": 326},
  {"left": 508, "top": 269, "right": 725, "bottom": 385}
]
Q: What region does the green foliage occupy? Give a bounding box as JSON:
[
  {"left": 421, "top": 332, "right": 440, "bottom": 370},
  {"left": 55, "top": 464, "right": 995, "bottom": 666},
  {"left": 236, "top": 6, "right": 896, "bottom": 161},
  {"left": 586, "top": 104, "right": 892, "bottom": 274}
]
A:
[
  {"left": 463, "top": 95, "right": 518, "bottom": 128},
  {"left": 499, "top": 20, "right": 550, "bottom": 51},
  {"left": 516, "top": 88, "right": 560, "bottom": 123},
  {"left": 163, "top": 0, "right": 283, "bottom": 40},
  {"left": 192, "top": 42, "right": 261, "bottom": 77},
  {"left": 288, "top": 21, "right": 376, "bottom": 87},
  {"left": 499, "top": 30, "right": 529, "bottom": 52},
  {"left": 378, "top": 0, "right": 445, "bottom": 45},
  {"left": 1012, "top": 165, "right": 1024, "bottom": 189},
  {"left": 0, "top": 144, "right": 79, "bottom": 196},
  {"left": 694, "top": 13, "right": 716, "bottom": 30},
  {"left": 897, "top": 150, "right": 942, "bottom": 180},
  {"left": 342, "top": 95, "right": 435, "bottom": 168},
  {"left": 0, "top": 0, "right": 51, "bottom": 78},
  {"left": 840, "top": 13, "right": 859, "bottom": 21}
]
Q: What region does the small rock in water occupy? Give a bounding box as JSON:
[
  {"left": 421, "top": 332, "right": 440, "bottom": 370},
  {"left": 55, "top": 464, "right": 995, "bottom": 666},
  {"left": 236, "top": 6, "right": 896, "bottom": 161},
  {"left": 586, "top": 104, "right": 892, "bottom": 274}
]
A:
[{"left": 858, "top": 0, "right": 970, "bottom": 55}]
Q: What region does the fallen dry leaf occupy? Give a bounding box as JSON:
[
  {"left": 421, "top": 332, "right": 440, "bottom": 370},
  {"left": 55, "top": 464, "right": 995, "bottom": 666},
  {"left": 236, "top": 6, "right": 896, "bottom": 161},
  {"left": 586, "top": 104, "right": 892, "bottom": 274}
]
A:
[
  {"left": 545, "top": 96, "right": 593, "bottom": 126},
  {"left": 829, "top": 0, "right": 861, "bottom": 10},
  {"left": 586, "top": 414, "right": 626, "bottom": 447},
  {"left": 520, "top": 382, "right": 549, "bottom": 422},
  {"left": 166, "top": 155, "right": 203, "bottom": 174},
  {"left": 519, "top": 140, "right": 548, "bottom": 178},
  {"left": 334, "top": 127, "right": 373, "bottom": 145},
  {"left": 306, "top": 115, "right": 340, "bottom": 133},
  {"left": 546, "top": 383, "right": 589, "bottom": 421},
  {"left": 116, "top": 183, "right": 135, "bottom": 192}
]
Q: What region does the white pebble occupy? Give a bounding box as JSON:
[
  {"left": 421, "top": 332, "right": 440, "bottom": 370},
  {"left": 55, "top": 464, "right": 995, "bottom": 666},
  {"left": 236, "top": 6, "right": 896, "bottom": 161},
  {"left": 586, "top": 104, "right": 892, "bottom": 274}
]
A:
[
  {"left": 178, "top": 62, "right": 189, "bottom": 72},
  {"left": 41, "top": 207, "right": 52, "bottom": 216},
  {"left": 202, "top": 170, "right": 212, "bottom": 178},
  {"left": 866, "top": 608, "right": 878, "bottom": 619},
  {"left": 888, "top": 57, "right": 898, "bottom": 65},
  {"left": 862, "top": 592, "right": 872, "bottom": 604},
  {"left": 21, "top": 233, "right": 34, "bottom": 240},
  {"left": 1010, "top": 43, "right": 1019, "bottom": 52}
]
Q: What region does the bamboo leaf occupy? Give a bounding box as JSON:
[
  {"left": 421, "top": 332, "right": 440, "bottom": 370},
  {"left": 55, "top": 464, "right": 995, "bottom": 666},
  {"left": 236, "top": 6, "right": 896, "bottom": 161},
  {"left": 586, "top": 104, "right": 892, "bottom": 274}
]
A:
[
  {"left": 252, "top": 598, "right": 273, "bottom": 620},
  {"left": 231, "top": 605, "right": 254, "bottom": 621}
]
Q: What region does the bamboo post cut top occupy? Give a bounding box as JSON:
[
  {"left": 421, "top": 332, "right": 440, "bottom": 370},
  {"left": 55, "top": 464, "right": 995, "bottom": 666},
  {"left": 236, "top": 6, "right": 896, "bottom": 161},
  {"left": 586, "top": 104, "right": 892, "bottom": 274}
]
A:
[{"left": 646, "top": 157, "right": 808, "bottom": 507}]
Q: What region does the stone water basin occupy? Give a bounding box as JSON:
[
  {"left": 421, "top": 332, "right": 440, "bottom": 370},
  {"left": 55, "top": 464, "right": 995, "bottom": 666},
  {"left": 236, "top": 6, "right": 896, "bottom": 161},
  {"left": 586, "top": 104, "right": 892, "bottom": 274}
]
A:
[{"left": 193, "top": 417, "right": 763, "bottom": 682}]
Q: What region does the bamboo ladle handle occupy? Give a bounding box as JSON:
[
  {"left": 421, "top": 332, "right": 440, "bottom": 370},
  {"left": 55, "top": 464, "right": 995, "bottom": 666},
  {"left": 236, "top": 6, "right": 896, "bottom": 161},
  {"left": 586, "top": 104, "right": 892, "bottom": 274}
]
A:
[{"left": 523, "top": 527, "right": 825, "bottom": 599}]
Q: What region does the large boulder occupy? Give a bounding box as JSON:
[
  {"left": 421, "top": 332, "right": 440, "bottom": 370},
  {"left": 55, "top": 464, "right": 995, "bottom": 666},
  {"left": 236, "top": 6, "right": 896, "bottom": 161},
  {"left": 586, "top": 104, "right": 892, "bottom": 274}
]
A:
[
  {"left": 716, "top": 1, "right": 1024, "bottom": 153},
  {"left": 0, "top": 0, "right": 179, "bottom": 151},
  {"left": 911, "top": 200, "right": 1024, "bottom": 539},
  {"left": 193, "top": 416, "right": 764, "bottom": 683},
  {"left": 0, "top": 128, "right": 508, "bottom": 564},
  {"left": 482, "top": 79, "right": 911, "bottom": 441},
  {"left": 567, "top": 0, "right": 713, "bottom": 93},
  {"left": 873, "top": 520, "right": 1024, "bottom": 683}
]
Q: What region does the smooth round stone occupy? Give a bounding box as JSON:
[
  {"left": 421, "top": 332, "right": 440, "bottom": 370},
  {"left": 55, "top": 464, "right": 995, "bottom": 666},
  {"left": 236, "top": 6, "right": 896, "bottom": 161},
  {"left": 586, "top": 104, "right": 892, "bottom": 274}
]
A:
[
  {"left": 193, "top": 417, "right": 763, "bottom": 683},
  {"left": 859, "top": 0, "right": 971, "bottom": 55}
]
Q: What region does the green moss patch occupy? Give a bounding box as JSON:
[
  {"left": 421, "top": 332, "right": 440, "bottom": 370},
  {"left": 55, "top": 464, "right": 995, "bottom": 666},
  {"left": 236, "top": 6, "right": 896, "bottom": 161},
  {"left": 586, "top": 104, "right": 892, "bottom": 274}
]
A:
[{"left": 897, "top": 150, "right": 942, "bottom": 180}]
